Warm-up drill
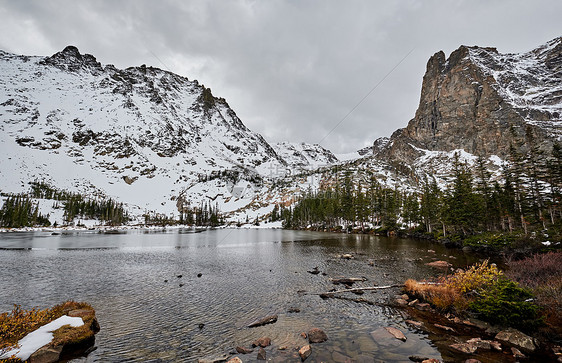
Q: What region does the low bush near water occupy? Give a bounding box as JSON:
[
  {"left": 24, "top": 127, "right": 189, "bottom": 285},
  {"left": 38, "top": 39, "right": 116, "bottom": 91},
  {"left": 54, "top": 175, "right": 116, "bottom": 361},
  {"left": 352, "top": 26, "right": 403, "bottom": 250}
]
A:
[{"left": 404, "top": 260, "right": 541, "bottom": 331}]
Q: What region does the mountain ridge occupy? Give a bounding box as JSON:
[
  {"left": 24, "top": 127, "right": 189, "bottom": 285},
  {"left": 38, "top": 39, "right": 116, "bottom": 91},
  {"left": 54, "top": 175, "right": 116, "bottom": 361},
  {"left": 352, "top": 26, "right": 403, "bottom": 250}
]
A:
[{"left": 1, "top": 37, "right": 561, "bottom": 224}]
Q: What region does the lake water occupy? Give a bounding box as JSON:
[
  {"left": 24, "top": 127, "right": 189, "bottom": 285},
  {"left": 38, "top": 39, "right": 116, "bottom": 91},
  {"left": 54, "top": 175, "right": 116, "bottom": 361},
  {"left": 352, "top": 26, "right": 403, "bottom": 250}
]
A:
[{"left": 0, "top": 229, "right": 486, "bottom": 362}]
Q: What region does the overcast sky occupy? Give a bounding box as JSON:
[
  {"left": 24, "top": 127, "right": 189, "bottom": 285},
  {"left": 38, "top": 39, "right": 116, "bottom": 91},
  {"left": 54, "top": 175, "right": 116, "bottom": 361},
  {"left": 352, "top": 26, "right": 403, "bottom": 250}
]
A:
[{"left": 1, "top": 0, "right": 561, "bottom": 153}]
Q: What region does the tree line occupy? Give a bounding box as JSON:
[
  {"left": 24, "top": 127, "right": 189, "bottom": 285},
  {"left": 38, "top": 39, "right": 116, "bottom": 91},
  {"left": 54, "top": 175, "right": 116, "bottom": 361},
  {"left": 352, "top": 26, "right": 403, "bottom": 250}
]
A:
[
  {"left": 0, "top": 181, "right": 129, "bottom": 227},
  {"left": 283, "top": 142, "right": 562, "bottom": 242}
]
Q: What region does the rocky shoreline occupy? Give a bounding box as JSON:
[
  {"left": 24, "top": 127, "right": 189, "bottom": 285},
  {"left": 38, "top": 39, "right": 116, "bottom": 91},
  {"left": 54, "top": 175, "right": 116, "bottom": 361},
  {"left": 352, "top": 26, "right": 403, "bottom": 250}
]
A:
[{"left": 396, "top": 286, "right": 562, "bottom": 362}]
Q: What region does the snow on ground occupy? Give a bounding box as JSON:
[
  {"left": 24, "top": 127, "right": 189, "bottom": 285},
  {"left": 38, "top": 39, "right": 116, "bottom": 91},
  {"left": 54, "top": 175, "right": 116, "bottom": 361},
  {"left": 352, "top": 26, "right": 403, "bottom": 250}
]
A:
[
  {"left": 334, "top": 151, "right": 362, "bottom": 161},
  {"left": 0, "top": 316, "right": 84, "bottom": 361}
]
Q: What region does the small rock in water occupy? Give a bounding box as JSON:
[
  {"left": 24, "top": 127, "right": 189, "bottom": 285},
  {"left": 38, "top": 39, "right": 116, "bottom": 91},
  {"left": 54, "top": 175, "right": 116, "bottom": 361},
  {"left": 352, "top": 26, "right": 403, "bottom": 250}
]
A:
[
  {"left": 252, "top": 337, "right": 271, "bottom": 348},
  {"left": 307, "top": 267, "right": 321, "bottom": 274},
  {"left": 248, "top": 314, "right": 278, "bottom": 328},
  {"left": 287, "top": 307, "right": 301, "bottom": 313},
  {"left": 299, "top": 345, "right": 312, "bottom": 361},
  {"left": 300, "top": 332, "right": 307, "bottom": 339},
  {"left": 257, "top": 347, "right": 266, "bottom": 360},
  {"left": 198, "top": 323, "right": 205, "bottom": 330},
  {"left": 425, "top": 260, "right": 451, "bottom": 268},
  {"left": 235, "top": 346, "right": 253, "bottom": 354},
  {"left": 405, "top": 320, "right": 423, "bottom": 328},
  {"left": 197, "top": 273, "right": 203, "bottom": 278},
  {"left": 450, "top": 342, "right": 477, "bottom": 354},
  {"left": 179, "top": 283, "right": 184, "bottom": 287},
  {"left": 511, "top": 347, "right": 526, "bottom": 358},
  {"left": 308, "top": 328, "right": 328, "bottom": 343},
  {"left": 434, "top": 323, "right": 456, "bottom": 333},
  {"left": 164, "top": 279, "right": 168, "bottom": 283},
  {"left": 384, "top": 326, "right": 407, "bottom": 341},
  {"left": 177, "top": 274, "right": 183, "bottom": 278}
]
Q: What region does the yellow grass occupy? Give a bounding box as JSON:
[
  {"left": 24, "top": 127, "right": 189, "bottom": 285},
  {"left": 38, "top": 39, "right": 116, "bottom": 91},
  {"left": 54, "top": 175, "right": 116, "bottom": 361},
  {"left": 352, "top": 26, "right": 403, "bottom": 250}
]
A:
[{"left": 0, "top": 301, "right": 94, "bottom": 353}]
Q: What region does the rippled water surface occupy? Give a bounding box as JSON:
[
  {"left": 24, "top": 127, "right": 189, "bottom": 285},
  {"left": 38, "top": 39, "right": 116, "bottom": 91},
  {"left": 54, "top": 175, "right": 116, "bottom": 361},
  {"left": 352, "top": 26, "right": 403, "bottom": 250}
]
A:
[{"left": 0, "top": 229, "right": 483, "bottom": 362}]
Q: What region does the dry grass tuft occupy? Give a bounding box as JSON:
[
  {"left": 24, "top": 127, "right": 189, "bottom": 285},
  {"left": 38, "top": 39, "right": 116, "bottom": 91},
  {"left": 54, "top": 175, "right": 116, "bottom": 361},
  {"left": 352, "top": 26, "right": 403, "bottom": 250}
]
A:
[
  {"left": 404, "top": 279, "right": 465, "bottom": 311},
  {"left": 404, "top": 260, "right": 504, "bottom": 314}
]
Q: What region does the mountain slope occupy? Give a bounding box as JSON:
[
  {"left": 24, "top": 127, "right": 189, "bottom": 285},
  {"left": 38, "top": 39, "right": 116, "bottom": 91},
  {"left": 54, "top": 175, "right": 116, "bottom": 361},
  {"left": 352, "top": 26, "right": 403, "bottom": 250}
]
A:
[{"left": 0, "top": 46, "right": 287, "bottom": 217}]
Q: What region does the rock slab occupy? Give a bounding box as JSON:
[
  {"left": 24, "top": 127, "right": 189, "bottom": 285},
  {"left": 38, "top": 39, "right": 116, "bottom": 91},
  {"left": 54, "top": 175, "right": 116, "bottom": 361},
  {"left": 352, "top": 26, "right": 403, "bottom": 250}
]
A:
[{"left": 495, "top": 328, "right": 537, "bottom": 353}]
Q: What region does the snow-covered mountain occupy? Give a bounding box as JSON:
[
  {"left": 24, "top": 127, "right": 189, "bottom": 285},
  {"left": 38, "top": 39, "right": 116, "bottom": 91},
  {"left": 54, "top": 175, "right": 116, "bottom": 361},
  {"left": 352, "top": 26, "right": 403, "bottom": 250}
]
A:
[
  {"left": 1, "top": 37, "right": 561, "bottom": 224},
  {"left": 0, "top": 46, "right": 296, "bottom": 218}
]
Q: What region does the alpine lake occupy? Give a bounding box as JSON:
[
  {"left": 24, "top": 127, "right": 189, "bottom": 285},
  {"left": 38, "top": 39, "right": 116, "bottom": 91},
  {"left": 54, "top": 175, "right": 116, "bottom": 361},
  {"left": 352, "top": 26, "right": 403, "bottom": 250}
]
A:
[{"left": 0, "top": 228, "right": 507, "bottom": 362}]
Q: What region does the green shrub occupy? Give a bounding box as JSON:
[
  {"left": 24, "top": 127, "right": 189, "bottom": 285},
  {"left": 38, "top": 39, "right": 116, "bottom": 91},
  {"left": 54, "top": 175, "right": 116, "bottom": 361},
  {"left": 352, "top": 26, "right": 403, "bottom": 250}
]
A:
[{"left": 469, "top": 277, "right": 542, "bottom": 331}]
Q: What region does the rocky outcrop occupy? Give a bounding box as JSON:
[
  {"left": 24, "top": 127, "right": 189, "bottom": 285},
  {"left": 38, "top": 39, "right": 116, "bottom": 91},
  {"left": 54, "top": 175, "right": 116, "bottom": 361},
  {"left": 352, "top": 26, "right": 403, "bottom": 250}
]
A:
[
  {"left": 26, "top": 304, "right": 99, "bottom": 363},
  {"left": 380, "top": 37, "right": 562, "bottom": 165}
]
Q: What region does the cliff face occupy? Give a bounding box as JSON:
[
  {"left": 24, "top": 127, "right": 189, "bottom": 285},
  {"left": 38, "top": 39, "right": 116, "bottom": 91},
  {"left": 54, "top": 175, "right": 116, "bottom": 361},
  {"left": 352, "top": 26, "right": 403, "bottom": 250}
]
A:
[{"left": 382, "top": 37, "right": 562, "bottom": 164}]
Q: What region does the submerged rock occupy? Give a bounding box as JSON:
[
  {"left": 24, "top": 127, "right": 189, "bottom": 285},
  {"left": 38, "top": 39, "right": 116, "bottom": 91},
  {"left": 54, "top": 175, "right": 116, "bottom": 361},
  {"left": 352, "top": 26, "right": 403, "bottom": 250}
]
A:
[
  {"left": 434, "top": 323, "right": 456, "bottom": 333},
  {"left": 307, "top": 328, "right": 328, "bottom": 343},
  {"left": 235, "top": 346, "right": 253, "bottom": 354},
  {"left": 425, "top": 260, "right": 451, "bottom": 268},
  {"left": 370, "top": 327, "right": 406, "bottom": 346},
  {"left": 450, "top": 342, "right": 477, "bottom": 354},
  {"left": 252, "top": 337, "right": 271, "bottom": 348},
  {"left": 248, "top": 314, "right": 278, "bottom": 328},
  {"left": 384, "top": 327, "right": 407, "bottom": 341}
]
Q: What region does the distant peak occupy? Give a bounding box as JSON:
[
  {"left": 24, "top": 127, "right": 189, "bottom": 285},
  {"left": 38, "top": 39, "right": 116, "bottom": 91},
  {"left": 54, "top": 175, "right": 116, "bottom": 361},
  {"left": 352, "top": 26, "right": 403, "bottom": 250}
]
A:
[
  {"left": 60, "top": 45, "right": 81, "bottom": 57},
  {"left": 41, "top": 45, "right": 102, "bottom": 74}
]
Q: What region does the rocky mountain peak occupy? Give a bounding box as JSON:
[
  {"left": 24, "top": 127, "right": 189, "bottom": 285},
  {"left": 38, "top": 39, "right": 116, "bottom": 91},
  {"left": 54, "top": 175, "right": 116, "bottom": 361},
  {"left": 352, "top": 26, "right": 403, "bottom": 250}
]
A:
[
  {"left": 379, "top": 36, "right": 562, "bottom": 169},
  {"left": 41, "top": 45, "right": 103, "bottom": 74}
]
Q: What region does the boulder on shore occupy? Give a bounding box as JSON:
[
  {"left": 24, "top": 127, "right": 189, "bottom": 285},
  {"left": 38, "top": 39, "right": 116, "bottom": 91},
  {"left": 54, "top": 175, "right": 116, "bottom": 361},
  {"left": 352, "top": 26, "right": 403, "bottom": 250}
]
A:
[
  {"left": 495, "top": 328, "right": 537, "bottom": 353},
  {"left": 26, "top": 303, "right": 100, "bottom": 363}
]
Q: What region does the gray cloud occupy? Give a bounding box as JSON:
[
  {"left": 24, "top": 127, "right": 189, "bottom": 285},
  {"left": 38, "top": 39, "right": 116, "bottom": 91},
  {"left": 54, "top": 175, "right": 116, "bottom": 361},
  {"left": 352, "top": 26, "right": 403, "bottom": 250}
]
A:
[{"left": 1, "top": 0, "right": 561, "bottom": 153}]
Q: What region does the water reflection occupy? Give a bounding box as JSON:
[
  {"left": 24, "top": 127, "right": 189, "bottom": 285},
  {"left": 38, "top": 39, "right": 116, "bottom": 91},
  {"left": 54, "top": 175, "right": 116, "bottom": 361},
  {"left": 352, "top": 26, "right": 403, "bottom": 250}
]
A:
[{"left": 0, "top": 229, "right": 486, "bottom": 362}]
